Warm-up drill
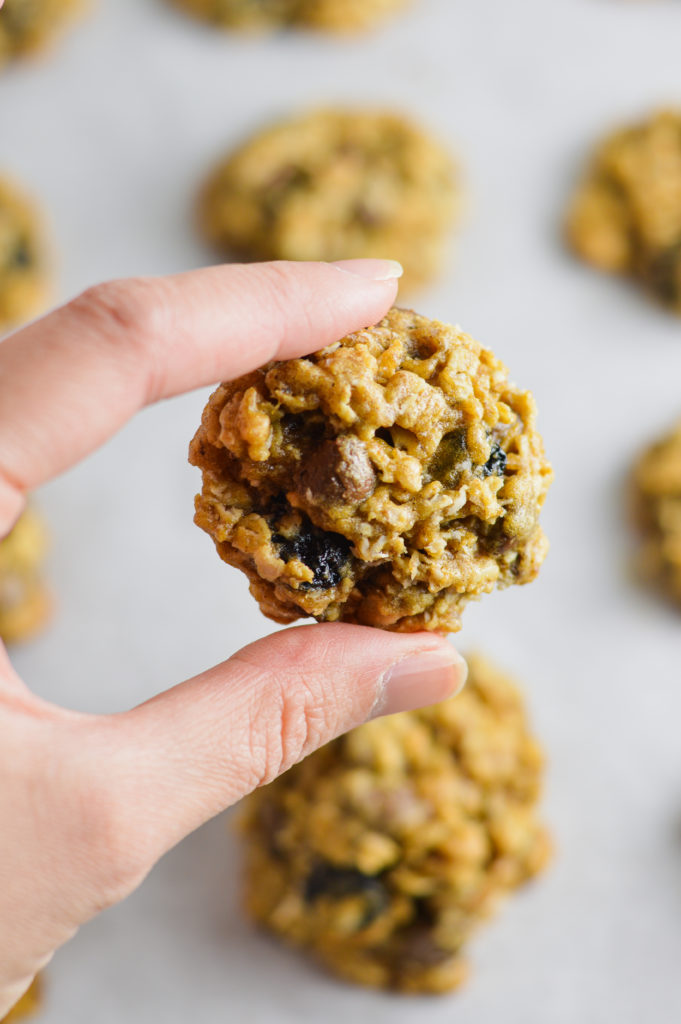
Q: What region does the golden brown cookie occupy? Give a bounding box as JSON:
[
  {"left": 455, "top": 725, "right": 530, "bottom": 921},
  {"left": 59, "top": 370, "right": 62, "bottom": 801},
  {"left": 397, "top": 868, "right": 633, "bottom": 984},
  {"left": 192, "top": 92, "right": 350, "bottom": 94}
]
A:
[
  {"left": 633, "top": 418, "right": 681, "bottom": 607},
  {"left": 567, "top": 110, "right": 681, "bottom": 312},
  {"left": 2, "top": 977, "right": 42, "bottom": 1022},
  {"left": 0, "top": 177, "right": 50, "bottom": 332},
  {"left": 170, "top": 0, "right": 409, "bottom": 33},
  {"left": 0, "top": 507, "right": 51, "bottom": 645},
  {"left": 0, "top": 0, "right": 83, "bottom": 66},
  {"left": 198, "top": 109, "right": 458, "bottom": 292},
  {"left": 240, "top": 654, "right": 551, "bottom": 994},
  {"left": 190, "top": 308, "right": 552, "bottom": 633}
]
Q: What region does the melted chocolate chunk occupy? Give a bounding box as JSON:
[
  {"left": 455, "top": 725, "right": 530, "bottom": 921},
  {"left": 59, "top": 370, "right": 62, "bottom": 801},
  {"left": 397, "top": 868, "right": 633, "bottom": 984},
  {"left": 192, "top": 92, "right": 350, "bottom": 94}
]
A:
[
  {"left": 429, "top": 429, "right": 468, "bottom": 486},
  {"left": 481, "top": 442, "right": 507, "bottom": 478},
  {"left": 298, "top": 436, "right": 376, "bottom": 504},
  {"left": 273, "top": 525, "right": 351, "bottom": 589}
]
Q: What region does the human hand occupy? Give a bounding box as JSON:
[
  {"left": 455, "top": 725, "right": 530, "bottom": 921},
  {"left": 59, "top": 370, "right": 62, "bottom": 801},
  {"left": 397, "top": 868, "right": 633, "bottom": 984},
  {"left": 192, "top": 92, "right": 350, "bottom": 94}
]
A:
[{"left": 0, "top": 260, "right": 467, "bottom": 1015}]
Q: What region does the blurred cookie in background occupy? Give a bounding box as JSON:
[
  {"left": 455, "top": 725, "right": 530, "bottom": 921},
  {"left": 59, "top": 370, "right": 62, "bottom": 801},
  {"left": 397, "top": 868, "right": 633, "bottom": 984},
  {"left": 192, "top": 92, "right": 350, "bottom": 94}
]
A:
[
  {"left": 240, "top": 654, "right": 551, "bottom": 994},
  {"left": 633, "top": 418, "right": 681, "bottom": 609},
  {"left": 0, "top": 507, "right": 51, "bottom": 646},
  {"left": 198, "top": 109, "right": 458, "bottom": 293},
  {"left": 169, "top": 0, "right": 410, "bottom": 33},
  {"left": 2, "top": 976, "right": 42, "bottom": 1022},
  {"left": 567, "top": 110, "right": 681, "bottom": 314},
  {"left": 0, "top": 0, "right": 84, "bottom": 67},
  {"left": 0, "top": 178, "right": 51, "bottom": 333}
]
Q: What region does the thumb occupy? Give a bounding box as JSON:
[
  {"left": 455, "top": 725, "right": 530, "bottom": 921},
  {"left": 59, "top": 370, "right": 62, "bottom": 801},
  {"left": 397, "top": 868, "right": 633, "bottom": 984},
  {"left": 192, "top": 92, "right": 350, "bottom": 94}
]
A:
[{"left": 111, "top": 624, "right": 467, "bottom": 862}]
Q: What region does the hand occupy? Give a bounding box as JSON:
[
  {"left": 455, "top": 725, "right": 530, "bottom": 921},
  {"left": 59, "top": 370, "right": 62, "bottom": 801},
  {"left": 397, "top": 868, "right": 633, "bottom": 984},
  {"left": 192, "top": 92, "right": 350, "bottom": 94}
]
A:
[{"left": 0, "top": 260, "right": 467, "bottom": 1015}]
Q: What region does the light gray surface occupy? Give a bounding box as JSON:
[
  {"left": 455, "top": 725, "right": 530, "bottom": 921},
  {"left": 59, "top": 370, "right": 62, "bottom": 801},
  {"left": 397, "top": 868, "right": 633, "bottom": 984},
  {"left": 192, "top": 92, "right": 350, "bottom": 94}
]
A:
[{"left": 3, "top": 0, "right": 681, "bottom": 1020}]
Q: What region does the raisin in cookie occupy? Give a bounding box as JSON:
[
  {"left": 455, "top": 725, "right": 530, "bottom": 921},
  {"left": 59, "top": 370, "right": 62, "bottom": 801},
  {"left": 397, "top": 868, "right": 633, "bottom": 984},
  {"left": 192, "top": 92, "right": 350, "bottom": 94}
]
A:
[
  {"left": 2, "top": 977, "right": 41, "bottom": 1022},
  {"left": 0, "top": 0, "right": 83, "bottom": 66},
  {"left": 0, "top": 507, "right": 50, "bottom": 645},
  {"left": 567, "top": 110, "right": 681, "bottom": 312},
  {"left": 198, "top": 109, "right": 457, "bottom": 293},
  {"left": 240, "top": 654, "right": 551, "bottom": 994},
  {"left": 170, "top": 0, "right": 408, "bottom": 32},
  {"left": 0, "top": 178, "right": 50, "bottom": 331},
  {"left": 633, "top": 418, "right": 681, "bottom": 607},
  {"left": 190, "top": 308, "right": 552, "bottom": 633}
]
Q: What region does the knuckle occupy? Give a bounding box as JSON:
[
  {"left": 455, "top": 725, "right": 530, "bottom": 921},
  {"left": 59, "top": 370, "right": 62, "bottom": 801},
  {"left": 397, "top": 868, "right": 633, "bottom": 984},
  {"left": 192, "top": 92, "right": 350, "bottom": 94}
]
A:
[
  {"left": 70, "top": 278, "right": 166, "bottom": 350},
  {"left": 252, "top": 670, "right": 335, "bottom": 788}
]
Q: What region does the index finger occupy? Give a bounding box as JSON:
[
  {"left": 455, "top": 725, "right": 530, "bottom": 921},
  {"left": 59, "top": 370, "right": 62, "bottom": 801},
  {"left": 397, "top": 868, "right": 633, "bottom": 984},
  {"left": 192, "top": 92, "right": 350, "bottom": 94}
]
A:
[{"left": 0, "top": 259, "right": 401, "bottom": 532}]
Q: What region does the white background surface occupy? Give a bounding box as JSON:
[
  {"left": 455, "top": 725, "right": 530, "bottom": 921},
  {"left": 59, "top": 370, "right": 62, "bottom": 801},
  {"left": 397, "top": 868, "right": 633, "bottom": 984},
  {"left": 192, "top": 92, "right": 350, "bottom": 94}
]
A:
[{"left": 3, "top": 0, "right": 681, "bottom": 1020}]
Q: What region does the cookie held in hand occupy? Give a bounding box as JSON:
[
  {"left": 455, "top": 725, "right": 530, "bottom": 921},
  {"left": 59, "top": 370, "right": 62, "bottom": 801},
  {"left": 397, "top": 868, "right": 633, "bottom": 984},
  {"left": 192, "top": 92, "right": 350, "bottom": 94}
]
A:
[{"left": 190, "top": 308, "right": 552, "bottom": 632}]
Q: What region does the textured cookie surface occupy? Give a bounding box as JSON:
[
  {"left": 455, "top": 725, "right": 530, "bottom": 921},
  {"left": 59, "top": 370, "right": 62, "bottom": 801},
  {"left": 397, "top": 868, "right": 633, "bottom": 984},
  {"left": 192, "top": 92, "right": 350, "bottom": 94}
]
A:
[
  {"left": 2, "top": 977, "right": 42, "bottom": 1022},
  {"left": 240, "top": 654, "right": 551, "bottom": 994},
  {"left": 198, "top": 109, "right": 457, "bottom": 292},
  {"left": 633, "top": 419, "right": 681, "bottom": 607},
  {"left": 190, "top": 308, "right": 552, "bottom": 632},
  {"left": 0, "top": 178, "right": 50, "bottom": 331},
  {"left": 567, "top": 110, "right": 681, "bottom": 312},
  {"left": 0, "top": 507, "right": 50, "bottom": 644},
  {"left": 0, "top": 0, "right": 82, "bottom": 65},
  {"left": 171, "top": 0, "right": 408, "bottom": 32}
]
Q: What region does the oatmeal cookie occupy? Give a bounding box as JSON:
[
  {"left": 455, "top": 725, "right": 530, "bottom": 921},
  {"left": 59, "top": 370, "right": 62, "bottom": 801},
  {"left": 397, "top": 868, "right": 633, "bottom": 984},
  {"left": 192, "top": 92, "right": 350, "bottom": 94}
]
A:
[
  {"left": 198, "top": 109, "right": 457, "bottom": 292},
  {"left": 0, "top": 0, "right": 83, "bottom": 66},
  {"left": 190, "top": 308, "right": 552, "bottom": 633},
  {"left": 2, "top": 977, "right": 41, "bottom": 1022},
  {"left": 170, "top": 0, "right": 408, "bottom": 32},
  {"left": 633, "top": 418, "right": 681, "bottom": 607},
  {"left": 240, "top": 654, "right": 551, "bottom": 994},
  {"left": 0, "top": 507, "right": 50, "bottom": 645},
  {"left": 0, "top": 178, "right": 50, "bottom": 332},
  {"left": 567, "top": 109, "right": 681, "bottom": 312}
]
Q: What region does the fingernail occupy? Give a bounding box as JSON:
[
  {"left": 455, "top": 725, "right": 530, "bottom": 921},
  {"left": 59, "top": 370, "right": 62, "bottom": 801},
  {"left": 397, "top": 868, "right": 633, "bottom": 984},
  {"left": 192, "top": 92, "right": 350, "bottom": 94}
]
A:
[
  {"left": 371, "top": 648, "right": 468, "bottom": 720},
  {"left": 331, "top": 259, "right": 404, "bottom": 282}
]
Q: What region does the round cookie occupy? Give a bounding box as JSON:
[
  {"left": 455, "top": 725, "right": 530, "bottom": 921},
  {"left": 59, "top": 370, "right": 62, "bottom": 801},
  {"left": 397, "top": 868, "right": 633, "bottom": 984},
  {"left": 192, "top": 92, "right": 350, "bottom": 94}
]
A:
[
  {"left": 567, "top": 109, "right": 681, "bottom": 312},
  {"left": 170, "top": 0, "right": 408, "bottom": 32},
  {"left": 0, "top": 0, "right": 83, "bottom": 66},
  {"left": 2, "top": 977, "right": 41, "bottom": 1022},
  {"left": 0, "top": 177, "right": 50, "bottom": 332},
  {"left": 198, "top": 109, "right": 458, "bottom": 293},
  {"left": 0, "top": 506, "right": 50, "bottom": 645},
  {"left": 190, "top": 308, "right": 552, "bottom": 633},
  {"left": 633, "top": 419, "right": 681, "bottom": 607},
  {"left": 240, "top": 654, "right": 551, "bottom": 994}
]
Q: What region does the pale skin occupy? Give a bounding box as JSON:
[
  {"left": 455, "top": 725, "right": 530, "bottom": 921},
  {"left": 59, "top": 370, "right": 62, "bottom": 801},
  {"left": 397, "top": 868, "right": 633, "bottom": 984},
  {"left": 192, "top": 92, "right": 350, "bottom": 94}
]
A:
[{"left": 0, "top": 259, "right": 467, "bottom": 1015}]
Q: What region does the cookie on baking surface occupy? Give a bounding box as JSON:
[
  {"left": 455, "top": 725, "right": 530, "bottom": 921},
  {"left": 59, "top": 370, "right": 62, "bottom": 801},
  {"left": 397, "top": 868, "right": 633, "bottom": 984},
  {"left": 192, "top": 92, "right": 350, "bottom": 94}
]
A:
[
  {"left": 0, "top": 507, "right": 50, "bottom": 645},
  {"left": 2, "top": 976, "right": 42, "bottom": 1022},
  {"left": 567, "top": 110, "right": 681, "bottom": 312},
  {"left": 0, "top": 0, "right": 83, "bottom": 66},
  {"left": 190, "top": 308, "right": 552, "bottom": 633},
  {"left": 240, "top": 654, "right": 551, "bottom": 994},
  {"left": 633, "top": 418, "right": 681, "bottom": 608},
  {"left": 169, "top": 0, "right": 409, "bottom": 33},
  {"left": 0, "top": 177, "right": 50, "bottom": 332},
  {"left": 198, "top": 109, "right": 458, "bottom": 293}
]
